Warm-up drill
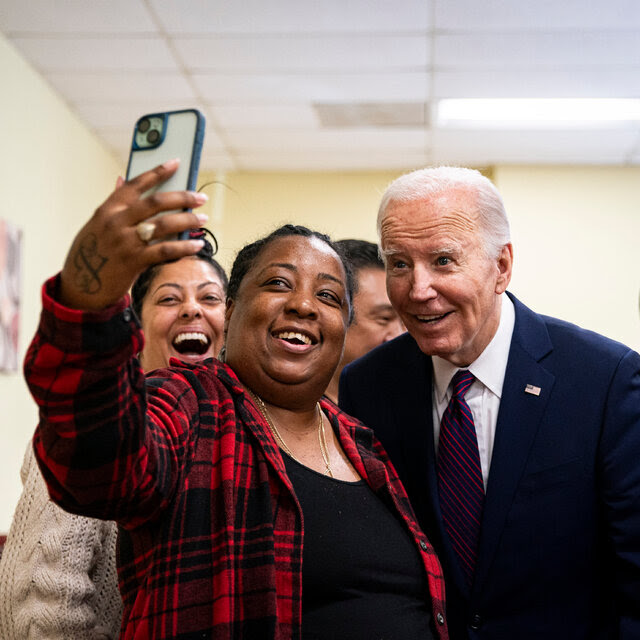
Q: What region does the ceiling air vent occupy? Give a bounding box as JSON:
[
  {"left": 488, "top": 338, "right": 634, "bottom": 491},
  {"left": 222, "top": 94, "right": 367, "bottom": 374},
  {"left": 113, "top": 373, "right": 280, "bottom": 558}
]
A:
[{"left": 314, "top": 102, "right": 427, "bottom": 128}]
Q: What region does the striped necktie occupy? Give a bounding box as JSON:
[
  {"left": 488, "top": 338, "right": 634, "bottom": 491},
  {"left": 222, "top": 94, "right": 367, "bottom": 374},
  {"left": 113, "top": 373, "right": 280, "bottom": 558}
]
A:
[{"left": 437, "top": 369, "right": 485, "bottom": 585}]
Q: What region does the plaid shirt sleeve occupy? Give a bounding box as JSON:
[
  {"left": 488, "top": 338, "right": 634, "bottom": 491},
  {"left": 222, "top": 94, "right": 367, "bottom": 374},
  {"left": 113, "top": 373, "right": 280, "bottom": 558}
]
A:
[{"left": 24, "top": 275, "right": 192, "bottom": 527}]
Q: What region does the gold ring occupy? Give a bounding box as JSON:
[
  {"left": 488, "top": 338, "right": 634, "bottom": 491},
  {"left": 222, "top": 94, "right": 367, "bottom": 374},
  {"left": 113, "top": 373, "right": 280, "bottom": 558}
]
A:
[{"left": 136, "top": 221, "right": 156, "bottom": 244}]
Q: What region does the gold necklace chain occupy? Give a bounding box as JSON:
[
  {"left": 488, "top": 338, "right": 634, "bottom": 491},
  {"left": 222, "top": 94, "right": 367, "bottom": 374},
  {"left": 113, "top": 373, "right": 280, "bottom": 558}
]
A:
[
  {"left": 316, "top": 410, "right": 332, "bottom": 477},
  {"left": 249, "top": 391, "right": 333, "bottom": 478}
]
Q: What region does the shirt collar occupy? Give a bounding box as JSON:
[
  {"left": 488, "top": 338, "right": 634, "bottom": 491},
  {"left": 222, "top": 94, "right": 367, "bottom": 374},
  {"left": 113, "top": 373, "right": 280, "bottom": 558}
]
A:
[{"left": 432, "top": 293, "right": 515, "bottom": 402}]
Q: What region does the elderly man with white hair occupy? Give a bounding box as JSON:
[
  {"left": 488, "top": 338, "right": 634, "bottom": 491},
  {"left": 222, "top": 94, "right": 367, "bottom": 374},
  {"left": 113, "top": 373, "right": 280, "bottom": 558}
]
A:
[{"left": 340, "top": 166, "right": 640, "bottom": 640}]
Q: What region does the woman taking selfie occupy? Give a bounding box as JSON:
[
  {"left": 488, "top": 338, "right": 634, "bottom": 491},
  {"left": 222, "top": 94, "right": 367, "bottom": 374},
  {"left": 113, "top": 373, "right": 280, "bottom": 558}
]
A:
[
  {"left": 0, "top": 226, "right": 226, "bottom": 639},
  {"left": 24, "top": 160, "right": 448, "bottom": 640}
]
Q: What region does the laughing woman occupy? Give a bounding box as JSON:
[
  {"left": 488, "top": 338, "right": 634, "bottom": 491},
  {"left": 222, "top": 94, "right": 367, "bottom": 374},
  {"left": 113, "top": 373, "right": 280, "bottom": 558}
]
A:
[{"left": 24, "top": 160, "right": 448, "bottom": 640}]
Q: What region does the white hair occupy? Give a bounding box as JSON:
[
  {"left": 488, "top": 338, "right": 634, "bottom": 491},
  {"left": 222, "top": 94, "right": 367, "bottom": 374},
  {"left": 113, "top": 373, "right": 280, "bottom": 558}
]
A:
[{"left": 377, "top": 166, "right": 511, "bottom": 258}]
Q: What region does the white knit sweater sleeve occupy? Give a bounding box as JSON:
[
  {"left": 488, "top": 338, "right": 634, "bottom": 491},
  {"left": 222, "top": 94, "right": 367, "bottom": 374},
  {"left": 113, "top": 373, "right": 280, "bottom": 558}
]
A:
[{"left": 0, "top": 443, "right": 123, "bottom": 640}]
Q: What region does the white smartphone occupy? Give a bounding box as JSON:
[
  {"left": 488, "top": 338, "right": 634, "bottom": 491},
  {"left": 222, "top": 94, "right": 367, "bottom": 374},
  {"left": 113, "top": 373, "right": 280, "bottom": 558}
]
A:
[{"left": 126, "top": 108, "right": 206, "bottom": 239}]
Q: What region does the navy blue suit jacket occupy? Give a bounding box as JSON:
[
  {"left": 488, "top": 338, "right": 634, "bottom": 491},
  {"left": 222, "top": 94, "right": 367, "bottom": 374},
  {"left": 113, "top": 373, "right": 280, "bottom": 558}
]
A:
[{"left": 340, "top": 293, "right": 640, "bottom": 639}]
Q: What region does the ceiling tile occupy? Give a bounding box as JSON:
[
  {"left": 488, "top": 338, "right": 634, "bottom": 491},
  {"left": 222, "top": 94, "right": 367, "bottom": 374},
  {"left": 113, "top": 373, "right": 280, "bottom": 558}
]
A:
[
  {"left": 150, "top": 0, "right": 431, "bottom": 34},
  {"left": 435, "top": 0, "right": 640, "bottom": 30},
  {"left": 46, "top": 72, "right": 197, "bottom": 104},
  {"left": 625, "top": 132, "right": 640, "bottom": 163},
  {"left": 8, "top": 36, "right": 178, "bottom": 71},
  {"left": 74, "top": 102, "right": 202, "bottom": 130},
  {"left": 199, "top": 128, "right": 228, "bottom": 153},
  {"left": 224, "top": 128, "right": 428, "bottom": 153},
  {"left": 435, "top": 32, "right": 640, "bottom": 68},
  {"left": 192, "top": 72, "right": 429, "bottom": 103},
  {"left": 95, "top": 129, "right": 140, "bottom": 165},
  {"left": 195, "top": 151, "right": 237, "bottom": 172},
  {"left": 210, "top": 105, "right": 319, "bottom": 128},
  {"left": 174, "top": 34, "right": 428, "bottom": 72},
  {"left": 434, "top": 69, "right": 640, "bottom": 98},
  {"left": 0, "top": 0, "right": 155, "bottom": 33}
]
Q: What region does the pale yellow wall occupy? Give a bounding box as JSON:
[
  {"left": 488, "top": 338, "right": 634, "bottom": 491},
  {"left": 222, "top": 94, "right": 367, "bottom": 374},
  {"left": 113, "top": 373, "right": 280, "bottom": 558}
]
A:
[
  {"left": 494, "top": 166, "right": 640, "bottom": 353},
  {"left": 0, "top": 34, "right": 120, "bottom": 529},
  {"left": 197, "top": 169, "right": 403, "bottom": 273}
]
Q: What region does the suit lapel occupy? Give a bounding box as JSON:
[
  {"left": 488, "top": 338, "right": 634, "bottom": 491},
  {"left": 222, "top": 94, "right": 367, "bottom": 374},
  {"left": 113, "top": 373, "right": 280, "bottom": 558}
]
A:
[
  {"left": 393, "top": 337, "right": 436, "bottom": 528},
  {"left": 473, "top": 295, "right": 555, "bottom": 593}
]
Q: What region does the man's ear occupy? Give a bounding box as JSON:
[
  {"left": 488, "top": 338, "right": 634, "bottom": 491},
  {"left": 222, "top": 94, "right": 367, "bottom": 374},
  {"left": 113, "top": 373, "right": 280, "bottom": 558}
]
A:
[{"left": 495, "top": 243, "right": 513, "bottom": 294}]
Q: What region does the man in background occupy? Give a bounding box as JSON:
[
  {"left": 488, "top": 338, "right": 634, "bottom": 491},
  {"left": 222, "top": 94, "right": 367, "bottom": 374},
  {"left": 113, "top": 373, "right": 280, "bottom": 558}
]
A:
[
  {"left": 324, "top": 239, "right": 404, "bottom": 403},
  {"left": 340, "top": 166, "right": 640, "bottom": 639}
]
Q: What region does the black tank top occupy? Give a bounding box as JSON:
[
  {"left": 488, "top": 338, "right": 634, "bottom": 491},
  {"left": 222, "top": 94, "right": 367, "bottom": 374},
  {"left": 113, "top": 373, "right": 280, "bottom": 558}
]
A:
[{"left": 284, "top": 454, "right": 435, "bottom": 640}]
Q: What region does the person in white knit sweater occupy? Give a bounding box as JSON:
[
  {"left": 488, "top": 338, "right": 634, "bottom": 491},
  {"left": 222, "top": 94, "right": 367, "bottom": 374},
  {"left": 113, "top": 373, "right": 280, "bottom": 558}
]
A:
[
  {"left": 0, "top": 446, "right": 122, "bottom": 640},
  {"left": 0, "top": 233, "right": 227, "bottom": 639}
]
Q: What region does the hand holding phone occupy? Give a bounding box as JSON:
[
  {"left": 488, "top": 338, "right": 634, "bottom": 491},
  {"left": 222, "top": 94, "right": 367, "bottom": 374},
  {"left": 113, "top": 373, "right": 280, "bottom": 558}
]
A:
[{"left": 60, "top": 162, "right": 208, "bottom": 312}]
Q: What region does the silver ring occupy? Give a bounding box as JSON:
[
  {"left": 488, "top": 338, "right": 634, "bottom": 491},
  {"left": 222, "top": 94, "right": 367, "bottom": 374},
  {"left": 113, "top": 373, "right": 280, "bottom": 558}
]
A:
[{"left": 136, "top": 221, "right": 156, "bottom": 244}]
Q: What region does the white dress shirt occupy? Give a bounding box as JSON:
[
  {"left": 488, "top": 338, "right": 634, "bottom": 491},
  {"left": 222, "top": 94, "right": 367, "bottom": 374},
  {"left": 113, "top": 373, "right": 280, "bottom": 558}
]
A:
[{"left": 431, "top": 294, "right": 515, "bottom": 489}]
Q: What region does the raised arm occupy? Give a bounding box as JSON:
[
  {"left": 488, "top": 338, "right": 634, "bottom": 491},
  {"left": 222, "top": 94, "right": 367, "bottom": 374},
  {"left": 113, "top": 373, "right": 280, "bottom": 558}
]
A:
[{"left": 25, "top": 162, "right": 209, "bottom": 526}]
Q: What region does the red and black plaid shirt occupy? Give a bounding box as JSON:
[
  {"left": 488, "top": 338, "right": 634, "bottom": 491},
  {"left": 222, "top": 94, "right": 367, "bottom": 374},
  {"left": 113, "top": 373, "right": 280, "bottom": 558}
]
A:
[{"left": 25, "top": 276, "right": 448, "bottom": 640}]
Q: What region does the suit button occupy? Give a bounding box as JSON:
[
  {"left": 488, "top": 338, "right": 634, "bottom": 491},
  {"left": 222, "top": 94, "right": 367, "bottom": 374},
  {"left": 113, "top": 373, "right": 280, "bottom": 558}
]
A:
[
  {"left": 436, "top": 612, "right": 445, "bottom": 626},
  {"left": 419, "top": 540, "right": 428, "bottom": 551},
  {"left": 469, "top": 614, "right": 482, "bottom": 630}
]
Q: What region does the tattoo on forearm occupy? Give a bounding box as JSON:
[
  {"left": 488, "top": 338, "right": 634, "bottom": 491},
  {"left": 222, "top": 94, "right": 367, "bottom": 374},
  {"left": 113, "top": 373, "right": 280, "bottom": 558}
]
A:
[{"left": 73, "top": 233, "right": 108, "bottom": 294}]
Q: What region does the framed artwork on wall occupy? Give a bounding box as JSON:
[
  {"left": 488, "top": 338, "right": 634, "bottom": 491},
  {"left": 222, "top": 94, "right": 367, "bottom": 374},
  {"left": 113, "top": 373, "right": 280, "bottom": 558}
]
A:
[{"left": 0, "top": 219, "right": 22, "bottom": 372}]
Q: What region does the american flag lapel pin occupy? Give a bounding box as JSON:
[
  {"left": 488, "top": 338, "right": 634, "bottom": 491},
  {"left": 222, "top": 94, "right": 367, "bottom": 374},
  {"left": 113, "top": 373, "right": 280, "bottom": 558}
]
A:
[{"left": 525, "top": 384, "right": 541, "bottom": 396}]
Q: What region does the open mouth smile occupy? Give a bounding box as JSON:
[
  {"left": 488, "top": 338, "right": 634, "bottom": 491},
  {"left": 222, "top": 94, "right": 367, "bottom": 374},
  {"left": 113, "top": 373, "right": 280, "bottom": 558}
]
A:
[{"left": 172, "top": 331, "right": 211, "bottom": 355}]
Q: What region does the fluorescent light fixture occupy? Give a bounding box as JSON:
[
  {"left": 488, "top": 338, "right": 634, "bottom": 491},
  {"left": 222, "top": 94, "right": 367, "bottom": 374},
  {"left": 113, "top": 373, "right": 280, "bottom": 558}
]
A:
[{"left": 437, "top": 99, "right": 640, "bottom": 129}]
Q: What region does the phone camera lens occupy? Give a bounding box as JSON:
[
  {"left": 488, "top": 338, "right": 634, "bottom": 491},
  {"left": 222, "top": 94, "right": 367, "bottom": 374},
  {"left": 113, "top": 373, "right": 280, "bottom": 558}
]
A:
[
  {"left": 147, "top": 129, "right": 160, "bottom": 144},
  {"left": 137, "top": 118, "right": 151, "bottom": 134}
]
